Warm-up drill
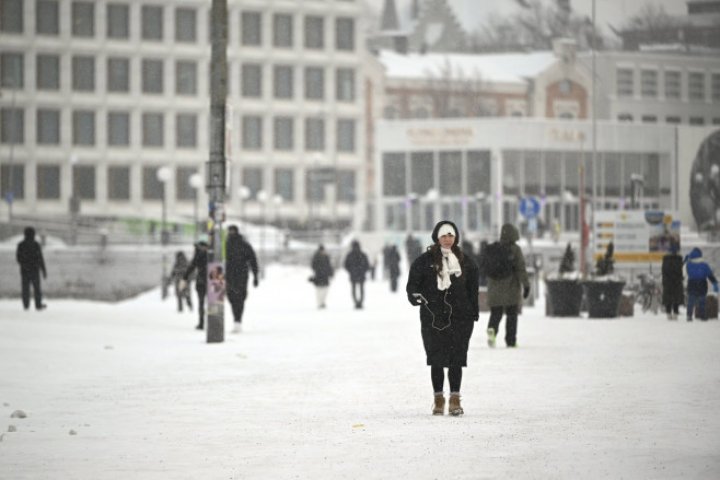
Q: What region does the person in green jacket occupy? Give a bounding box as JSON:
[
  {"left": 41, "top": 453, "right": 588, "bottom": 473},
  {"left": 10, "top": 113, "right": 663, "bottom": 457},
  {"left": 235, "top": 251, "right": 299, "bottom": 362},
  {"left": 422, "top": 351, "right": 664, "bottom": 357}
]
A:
[{"left": 486, "top": 223, "right": 530, "bottom": 348}]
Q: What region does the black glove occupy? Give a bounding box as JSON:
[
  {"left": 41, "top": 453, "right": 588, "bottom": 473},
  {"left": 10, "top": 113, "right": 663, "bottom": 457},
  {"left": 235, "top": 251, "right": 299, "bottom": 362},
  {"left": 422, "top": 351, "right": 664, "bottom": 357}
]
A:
[
  {"left": 523, "top": 285, "right": 530, "bottom": 299},
  {"left": 407, "top": 293, "right": 421, "bottom": 306},
  {"left": 253, "top": 277, "right": 259, "bottom": 288}
]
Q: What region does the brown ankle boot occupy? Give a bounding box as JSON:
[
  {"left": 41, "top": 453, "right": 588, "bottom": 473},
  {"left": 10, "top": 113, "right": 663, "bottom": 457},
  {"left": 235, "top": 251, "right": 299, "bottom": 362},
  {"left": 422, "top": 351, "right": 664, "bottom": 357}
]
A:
[
  {"left": 448, "top": 393, "right": 463, "bottom": 416},
  {"left": 432, "top": 394, "right": 445, "bottom": 415}
]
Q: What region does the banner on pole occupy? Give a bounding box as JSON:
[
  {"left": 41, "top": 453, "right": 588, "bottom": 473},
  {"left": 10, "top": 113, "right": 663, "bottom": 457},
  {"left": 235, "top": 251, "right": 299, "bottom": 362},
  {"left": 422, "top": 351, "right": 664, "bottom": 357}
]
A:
[{"left": 594, "top": 210, "right": 680, "bottom": 262}]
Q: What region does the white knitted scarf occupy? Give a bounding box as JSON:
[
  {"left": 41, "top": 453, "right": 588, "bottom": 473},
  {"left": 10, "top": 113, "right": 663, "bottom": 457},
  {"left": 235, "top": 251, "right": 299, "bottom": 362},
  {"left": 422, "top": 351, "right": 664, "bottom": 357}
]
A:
[{"left": 437, "top": 247, "right": 462, "bottom": 290}]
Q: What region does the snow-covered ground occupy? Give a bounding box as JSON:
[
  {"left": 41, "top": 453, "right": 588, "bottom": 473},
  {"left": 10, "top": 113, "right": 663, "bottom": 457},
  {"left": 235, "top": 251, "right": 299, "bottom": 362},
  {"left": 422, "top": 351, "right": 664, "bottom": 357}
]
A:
[{"left": 1, "top": 264, "right": 719, "bottom": 479}]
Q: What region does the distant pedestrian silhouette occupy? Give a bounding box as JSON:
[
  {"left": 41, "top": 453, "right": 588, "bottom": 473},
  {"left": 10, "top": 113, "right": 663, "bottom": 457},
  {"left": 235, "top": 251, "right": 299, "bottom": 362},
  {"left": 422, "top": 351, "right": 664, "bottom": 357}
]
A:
[
  {"left": 386, "top": 245, "right": 401, "bottom": 292},
  {"left": 16, "top": 227, "right": 47, "bottom": 311},
  {"left": 185, "top": 240, "right": 208, "bottom": 330},
  {"left": 310, "top": 244, "right": 334, "bottom": 309},
  {"left": 344, "top": 240, "right": 370, "bottom": 309}
]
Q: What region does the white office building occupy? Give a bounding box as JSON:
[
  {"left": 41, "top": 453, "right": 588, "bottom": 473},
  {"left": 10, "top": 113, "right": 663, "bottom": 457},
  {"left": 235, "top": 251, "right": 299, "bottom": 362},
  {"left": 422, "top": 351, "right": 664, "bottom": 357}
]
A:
[{"left": 0, "top": 0, "right": 367, "bottom": 231}]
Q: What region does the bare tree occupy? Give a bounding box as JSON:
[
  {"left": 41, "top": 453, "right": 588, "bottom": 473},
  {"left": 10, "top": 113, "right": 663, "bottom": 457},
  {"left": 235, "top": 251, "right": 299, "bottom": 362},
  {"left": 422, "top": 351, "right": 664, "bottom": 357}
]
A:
[
  {"left": 423, "top": 58, "right": 490, "bottom": 118},
  {"left": 625, "top": 3, "right": 679, "bottom": 32}
]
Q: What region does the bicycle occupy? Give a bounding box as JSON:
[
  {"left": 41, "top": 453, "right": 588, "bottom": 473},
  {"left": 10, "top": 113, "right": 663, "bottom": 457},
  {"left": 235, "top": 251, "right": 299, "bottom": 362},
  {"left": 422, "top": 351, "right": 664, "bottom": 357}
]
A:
[{"left": 635, "top": 273, "right": 663, "bottom": 314}]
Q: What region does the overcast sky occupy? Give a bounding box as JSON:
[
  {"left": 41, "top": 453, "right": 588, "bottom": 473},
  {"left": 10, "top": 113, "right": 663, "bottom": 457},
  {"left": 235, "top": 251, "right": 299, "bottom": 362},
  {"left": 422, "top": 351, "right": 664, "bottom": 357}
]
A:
[{"left": 365, "top": 0, "right": 688, "bottom": 35}]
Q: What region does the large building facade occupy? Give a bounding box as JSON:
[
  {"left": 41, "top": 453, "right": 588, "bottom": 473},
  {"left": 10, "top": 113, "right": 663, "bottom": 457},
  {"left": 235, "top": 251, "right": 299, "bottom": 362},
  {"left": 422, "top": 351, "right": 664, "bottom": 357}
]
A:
[{"left": 0, "top": 0, "right": 367, "bottom": 230}]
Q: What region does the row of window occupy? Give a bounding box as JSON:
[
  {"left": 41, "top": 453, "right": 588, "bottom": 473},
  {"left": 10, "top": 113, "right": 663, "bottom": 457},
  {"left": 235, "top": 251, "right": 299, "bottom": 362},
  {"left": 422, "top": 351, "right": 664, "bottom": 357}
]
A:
[
  {"left": 0, "top": 53, "right": 357, "bottom": 102},
  {"left": 0, "top": 0, "right": 357, "bottom": 51},
  {"left": 616, "top": 68, "right": 720, "bottom": 102},
  {"left": 0, "top": 164, "right": 356, "bottom": 203},
  {"left": 0, "top": 108, "right": 358, "bottom": 152},
  {"left": 616, "top": 113, "right": 720, "bottom": 126}
]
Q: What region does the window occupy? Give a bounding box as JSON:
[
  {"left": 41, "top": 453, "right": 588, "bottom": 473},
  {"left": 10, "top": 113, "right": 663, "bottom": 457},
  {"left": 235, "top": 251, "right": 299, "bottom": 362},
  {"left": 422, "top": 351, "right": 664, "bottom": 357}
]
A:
[
  {"left": 336, "top": 68, "right": 355, "bottom": 102},
  {"left": 410, "top": 152, "right": 434, "bottom": 195},
  {"left": 107, "top": 57, "right": 130, "bottom": 92},
  {"left": 1, "top": 0, "right": 23, "bottom": 33},
  {"left": 176, "top": 113, "right": 197, "bottom": 148},
  {"left": 603, "top": 153, "right": 621, "bottom": 197},
  {"left": 72, "top": 110, "right": 95, "bottom": 145},
  {"left": 640, "top": 69, "right": 657, "bottom": 98},
  {"left": 273, "top": 14, "right": 293, "bottom": 47},
  {"left": 304, "top": 67, "right": 324, "bottom": 100},
  {"left": 108, "top": 111, "right": 130, "bottom": 146},
  {"left": 142, "top": 59, "right": 163, "bottom": 94},
  {"left": 467, "top": 150, "right": 491, "bottom": 195},
  {"left": 273, "top": 65, "right": 293, "bottom": 99},
  {"left": 241, "top": 11, "right": 262, "bottom": 46},
  {"left": 36, "top": 54, "right": 59, "bottom": 90},
  {"left": 641, "top": 115, "right": 657, "bottom": 123},
  {"left": 142, "top": 166, "right": 163, "bottom": 200},
  {"left": 241, "top": 64, "right": 262, "bottom": 98},
  {"left": 617, "top": 113, "right": 633, "bottom": 122},
  {"left": 664, "top": 71, "right": 680, "bottom": 99},
  {"left": 73, "top": 165, "right": 96, "bottom": 200},
  {"left": 337, "top": 119, "right": 355, "bottom": 152},
  {"left": 37, "top": 109, "right": 60, "bottom": 145},
  {"left": 175, "top": 61, "right": 197, "bottom": 95},
  {"left": 335, "top": 17, "right": 354, "bottom": 51},
  {"left": 1, "top": 108, "right": 24, "bottom": 143},
  {"left": 712, "top": 73, "right": 720, "bottom": 103},
  {"left": 337, "top": 170, "right": 355, "bottom": 202},
  {"left": 175, "top": 8, "right": 196, "bottom": 42},
  {"left": 616, "top": 68, "right": 633, "bottom": 97},
  {"left": 72, "top": 2, "right": 94, "bottom": 37},
  {"left": 382, "top": 153, "right": 406, "bottom": 196},
  {"left": 304, "top": 16, "right": 324, "bottom": 49},
  {"left": 689, "top": 117, "right": 705, "bottom": 126},
  {"left": 107, "top": 3, "right": 129, "bottom": 39},
  {"left": 305, "top": 118, "right": 324, "bottom": 151},
  {"left": 0, "top": 52, "right": 23, "bottom": 88},
  {"left": 439, "top": 152, "right": 462, "bottom": 195},
  {"left": 242, "top": 116, "right": 263, "bottom": 150},
  {"left": 142, "top": 113, "right": 164, "bottom": 147},
  {"left": 108, "top": 166, "right": 130, "bottom": 200},
  {"left": 242, "top": 167, "right": 263, "bottom": 199},
  {"left": 72, "top": 56, "right": 95, "bottom": 91},
  {"left": 0, "top": 165, "right": 24, "bottom": 199},
  {"left": 274, "top": 117, "right": 293, "bottom": 150},
  {"left": 142, "top": 5, "right": 163, "bottom": 41},
  {"left": 665, "top": 116, "right": 681, "bottom": 124},
  {"left": 37, "top": 165, "right": 60, "bottom": 199},
  {"left": 175, "top": 167, "right": 196, "bottom": 200},
  {"left": 274, "top": 168, "right": 294, "bottom": 201},
  {"left": 36, "top": 0, "right": 59, "bottom": 35},
  {"left": 689, "top": 72, "right": 705, "bottom": 101}
]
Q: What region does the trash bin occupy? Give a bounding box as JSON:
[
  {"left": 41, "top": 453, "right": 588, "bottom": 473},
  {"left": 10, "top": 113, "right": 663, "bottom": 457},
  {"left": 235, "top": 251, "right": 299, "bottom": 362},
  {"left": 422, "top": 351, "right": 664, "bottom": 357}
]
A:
[
  {"left": 545, "top": 279, "right": 583, "bottom": 317},
  {"left": 583, "top": 280, "right": 625, "bottom": 318}
]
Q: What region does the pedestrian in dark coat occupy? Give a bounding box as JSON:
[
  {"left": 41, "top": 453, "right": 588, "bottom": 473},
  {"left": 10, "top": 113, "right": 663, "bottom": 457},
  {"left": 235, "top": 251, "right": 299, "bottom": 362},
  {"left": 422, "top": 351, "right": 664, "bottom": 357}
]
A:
[
  {"left": 406, "top": 220, "right": 479, "bottom": 416},
  {"left": 661, "top": 242, "right": 684, "bottom": 320},
  {"left": 476, "top": 240, "right": 489, "bottom": 287},
  {"left": 185, "top": 240, "right": 208, "bottom": 330},
  {"left": 171, "top": 251, "right": 193, "bottom": 313},
  {"left": 225, "top": 225, "right": 259, "bottom": 332},
  {"left": 16, "top": 226, "right": 47, "bottom": 310},
  {"left": 386, "top": 245, "right": 401, "bottom": 292},
  {"left": 405, "top": 234, "right": 423, "bottom": 263},
  {"left": 486, "top": 223, "right": 530, "bottom": 348},
  {"left": 311, "top": 244, "right": 334, "bottom": 309},
  {"left": 684, "top": 247, "right": 719, "bottom": 321},
  {"left": 344, "top": 240, "right": 370, "bottom": 309}
]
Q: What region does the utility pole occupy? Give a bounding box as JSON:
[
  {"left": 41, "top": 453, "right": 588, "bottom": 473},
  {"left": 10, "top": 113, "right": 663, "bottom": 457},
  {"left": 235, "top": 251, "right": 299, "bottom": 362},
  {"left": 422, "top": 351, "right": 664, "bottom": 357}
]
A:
[{"left": 206, "top": 0, "right": 228, "bottom": 344}]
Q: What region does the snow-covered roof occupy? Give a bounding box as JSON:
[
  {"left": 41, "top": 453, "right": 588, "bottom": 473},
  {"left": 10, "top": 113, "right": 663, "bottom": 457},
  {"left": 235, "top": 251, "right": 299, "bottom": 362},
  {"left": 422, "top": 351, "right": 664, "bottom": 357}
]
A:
[{"left": 378, "top": 49, "right": 557, "bottom": 84}]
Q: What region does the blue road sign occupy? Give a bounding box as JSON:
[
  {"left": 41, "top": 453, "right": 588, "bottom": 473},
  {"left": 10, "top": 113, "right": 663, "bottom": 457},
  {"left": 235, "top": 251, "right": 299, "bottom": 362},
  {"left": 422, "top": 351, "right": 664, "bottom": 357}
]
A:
[{"left": 519, "top": 196, "right": 541, "bottom": 219}]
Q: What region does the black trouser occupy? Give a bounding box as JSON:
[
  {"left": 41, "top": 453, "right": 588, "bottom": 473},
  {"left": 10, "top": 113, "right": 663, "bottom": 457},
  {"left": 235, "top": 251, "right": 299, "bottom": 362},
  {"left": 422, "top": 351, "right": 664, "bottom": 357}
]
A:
[
  {"left": 665, "top": 303, "right": 680, "bottom": 315},
  {"left": 20, "top": 270, "right": 43, "bottom": 310},
  {"left": 196, "top": 285, "right": 206, "bottom": 328},
  {"left": 488, "top": 305, "right": 519, "bottom": 347},
  {"left": 227, "top": 286, "right": 248, "bottom": 323},
  {"left": 176, "top": 286, "right": 192, "bottom": 312},
  {"left": 431, "top": 366, "right": 462, "bottom": 393},
  {"left": 390, "top": 274, "right": 399, "bottom": 292},
  {"left": 351, "top": 280, "right": 365, "bottom": 307}
]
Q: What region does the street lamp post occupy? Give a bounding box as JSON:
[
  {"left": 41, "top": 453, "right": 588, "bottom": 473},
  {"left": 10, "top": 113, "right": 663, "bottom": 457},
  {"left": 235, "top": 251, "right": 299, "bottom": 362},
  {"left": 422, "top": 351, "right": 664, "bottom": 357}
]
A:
[
  {"left": 424, "top": 188, "right": 439, "bottom": 231},
  {"left": 257, "top": 190, "right": 267, "bottom": 278},
  {"left": 273, "top": 194, "right": 283, "bottom": 250},
  {"left": 238, "top": 185, "right": 251, "bottom": 223},
  {"left": 475, "top": 191, "right": 486, "bottom": 233},
  {"left": 157, "top": 166, "right": 172, "bottom": 299},
  {"left": 189, "top": 173, "right": 203, "bottom": 242}
]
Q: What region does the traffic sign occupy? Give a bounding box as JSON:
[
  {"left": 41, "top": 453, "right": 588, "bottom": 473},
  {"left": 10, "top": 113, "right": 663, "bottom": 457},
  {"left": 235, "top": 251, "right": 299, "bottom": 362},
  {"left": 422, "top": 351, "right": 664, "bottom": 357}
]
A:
[{"left": 519, "top": 196, "right": 541, "bottom": 219}]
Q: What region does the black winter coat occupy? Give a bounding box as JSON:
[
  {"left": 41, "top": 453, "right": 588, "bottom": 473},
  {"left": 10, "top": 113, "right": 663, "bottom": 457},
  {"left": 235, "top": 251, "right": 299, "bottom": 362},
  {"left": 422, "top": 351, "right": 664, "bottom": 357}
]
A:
[
  {"left": 185, "top": 244, "right": 208, "bottom": 290},
  {"left": 311, "top": 251, "right": 334, "bottom": 287},
  {"left": 406, "top": 250, "right": 480, "bottom": 367},
  {"left": 386, "top": 247, "right": 401, "bottom": 278},
  {"left": 16, "top": 232, "right": 46, "bottom": 276},
  {"left": 225, "top": 234, "right": 258, "bottom": 291},
  {"left": 662, "top": 253, "right": 684, "bottom": 305},
  {"left": 344, "top": 247, "right": 370, "bottom": 283}
]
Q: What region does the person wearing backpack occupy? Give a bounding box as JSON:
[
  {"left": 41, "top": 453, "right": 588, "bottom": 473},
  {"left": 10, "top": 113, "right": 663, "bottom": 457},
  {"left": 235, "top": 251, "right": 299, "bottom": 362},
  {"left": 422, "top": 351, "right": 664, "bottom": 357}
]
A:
[
  {"left": 406, "top": 220, "right": 479, "bottom": 416},
  {"left": 486, "top": 223, "right": 530, "bottom": 348}
]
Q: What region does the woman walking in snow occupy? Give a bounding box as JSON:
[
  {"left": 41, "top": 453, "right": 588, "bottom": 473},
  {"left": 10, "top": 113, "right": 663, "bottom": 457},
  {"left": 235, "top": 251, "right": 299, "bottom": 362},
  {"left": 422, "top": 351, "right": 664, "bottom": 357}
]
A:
[
  {"left": 310, "top": 244, "right": 334, "bottom": 309},
  {"left": 406, "top": 220, "right": 479, "bottom": 416},
  {"left": 661, "top": 242, "right": 684, "bottom": 320},
  {"left": 171, "top": 251, "right": 193, "bottom": 313}
]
